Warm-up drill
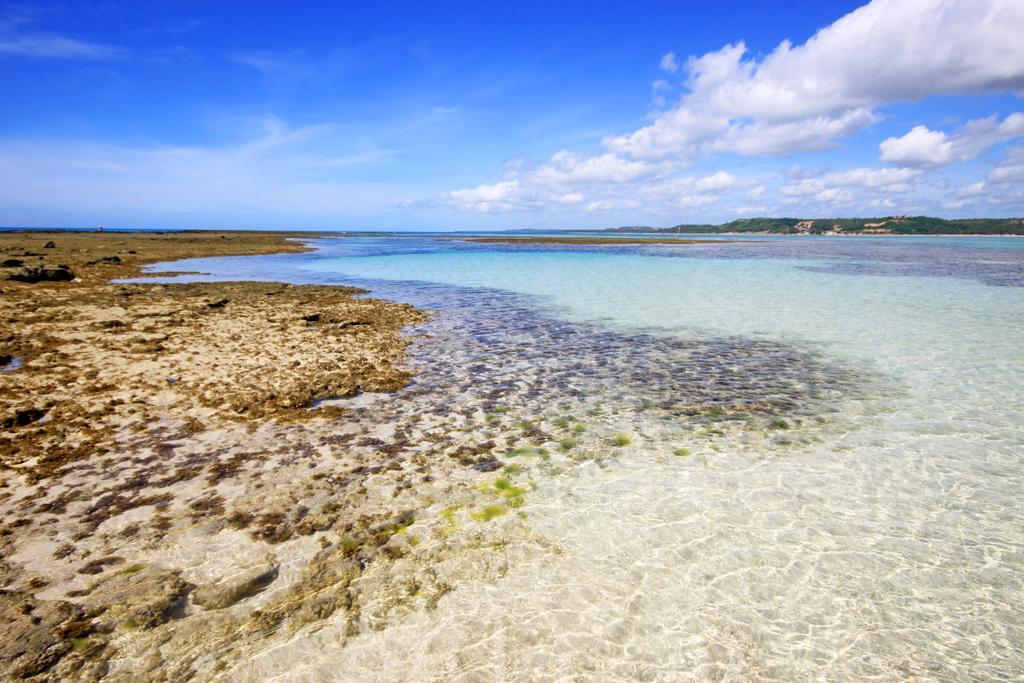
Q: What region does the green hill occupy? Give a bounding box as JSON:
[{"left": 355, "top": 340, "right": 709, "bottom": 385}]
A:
[{"left": 601, "top": 216, "right": 1024, "bottom": 235}]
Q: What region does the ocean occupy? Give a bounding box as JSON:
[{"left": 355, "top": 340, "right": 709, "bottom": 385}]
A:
[{"left": 136, "top": 233, "right": 1024, "bottom": 680}]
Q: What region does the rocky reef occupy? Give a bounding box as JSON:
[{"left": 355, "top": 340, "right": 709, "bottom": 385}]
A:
[{"left": 0, "top": 231, "right": 868, "bottom": 680}]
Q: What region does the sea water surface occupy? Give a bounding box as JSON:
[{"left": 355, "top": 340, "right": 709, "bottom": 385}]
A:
[{"left": 143, "top": 234, "right": 1024, "bottom": 680}]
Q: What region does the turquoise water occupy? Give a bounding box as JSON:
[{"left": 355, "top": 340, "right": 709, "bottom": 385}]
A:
[{"left": 141, "top": 235, "right": 1024, "bottom": 680}]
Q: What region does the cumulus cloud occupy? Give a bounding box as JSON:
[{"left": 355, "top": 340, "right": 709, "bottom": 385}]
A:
[
  {"left": 826, "top": 166, "right": 921, "bottom": 191},
  {"left": 694, "top": 170, "right": 738, "bottom": 192},
  {"left": 443, "top": 168, "right": 750, "bottom": 214},
  {"left": 398, "top": 0, "right": 1024, "bottom": 221},
  {"left": 444, "top": 0, "right": 1024, "bottom": 216},
  {"left": 879, "top": 126, "right": 954, "bottom": 166},
  {"left": 989, "top": 146, "right": 1024, "bottom": 182},
  {"left": 957, "top": 181, "right": 989, "bottom": 197},
  {"left": 659, "top": 51, "right": 679, "bottom": 73},
  {"left": 604, "top": 0, "right": 1024, "bottom": 162},
  {"left": 531, "top": 151, "right": 676, "bottom": 186},
  {"left": 880, "top": 113, "right": 1024, "bottom": 167},
  {"left": 781, "top": 166, "right": 919, "bottom": 194},
  {"left": 779, "top": 165, "right": 920, "bottom": 206}
]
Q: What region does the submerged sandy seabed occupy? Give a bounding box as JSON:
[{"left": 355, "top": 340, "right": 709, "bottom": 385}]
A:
[{"left": 0, "top": 231, "right": 878, "bottom": 680}]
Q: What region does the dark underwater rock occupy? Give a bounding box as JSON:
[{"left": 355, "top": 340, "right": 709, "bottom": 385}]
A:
[{"left": 8, "top": 265, "right": 75, "bottom": 283}]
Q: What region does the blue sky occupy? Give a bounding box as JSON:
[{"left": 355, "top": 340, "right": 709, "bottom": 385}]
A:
[{"left": 1, "top": 0, "right": 1023, "bottom": 230}]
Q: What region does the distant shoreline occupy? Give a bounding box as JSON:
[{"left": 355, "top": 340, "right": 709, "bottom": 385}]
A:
[{"left": 1, "top": 225, "right": 1023, "bottom": 238}]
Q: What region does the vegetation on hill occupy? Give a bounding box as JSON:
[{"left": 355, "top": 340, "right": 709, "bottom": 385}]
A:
[{"left": 600, "top": 216, "right": 1024, "bottom": 235}]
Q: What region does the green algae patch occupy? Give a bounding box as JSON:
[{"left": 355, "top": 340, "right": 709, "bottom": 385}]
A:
[
  {"left": 552, "top": 416, "right": 571, "bottom": 428},
  {"left": 507, "top": 446, "right": 535, "bottom": 457},
  {"left": 572, "top": 424, "right": 586, "bottom": 435},
  {"left": 504, "top": 495, "right": 525, "bottom": 509},
  {"left": 612, "top": 434, "right": 631, "bottom": 447},
  {"left": 436, "top": 505, "right": 464, "bottom": 538},
  {"left": 768, "top": 419, "right": 791, "bottom": 430},
  {"left": 121, "top": 563, "right": 145, "bottom": 575},
  {"left": 484, "top": 413, "right": 502, "bottom": 425},
  {"left": 559, "top": 438, "right": 576, "bottom": 451},
  {"left": 470, "top": 504, "right": 508, "bottom": 522},
  {"left": 502, "top": 464, "right": 523, "bottom": 476},
  {"left": 440, "top": 505, "right": 463, "bottom": 524},
  {"left": 488, "top": 477, "right": 528, "bottom": 500},
  {"left": 508, "top": 446, "right": 549, "bottom": 459},
  {"left": 673, "top": 447, "right": 692, "bottom": 457}
]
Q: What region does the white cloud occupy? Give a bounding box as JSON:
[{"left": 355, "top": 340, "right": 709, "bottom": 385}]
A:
[
  {"left": 442, "top": 0, "right": 1024, "bottom": 217},
  {"left": 957, "top": 181, "right": 988, "bottom": 197},
  {"left": 446, "top": 180, "right": 527, "bottom": 213},
  {"left": 659, "top": 52, "right": 679, "bottom": 74},
  {"left": 230, "top": 50, "right": 311, "bottom": 77},
  {"left": 0, "top": 34, "right": 124, "bottom": 59},
  {"left": 639, "top": 171, "right": 747, "bottom": 202},
  {"left": 675, "top": 194, "right": 720, "bottom": 208},
  {"left": 825, "top": 166, "right": 920, "bottom": 190},
  {"left": 604, "top": 0, "right": 1024, "bottom": 162},
  {"left": 879, "top": 126, "right": 954, "bottom": 166},
  {"left": 694, "top": 170, "right": 738, "bottom": 192},
  {"left": 780, "top": 179, "right": 825, "bottom": 197},
  {"left": 880, "top": 113, "right": 1024, "bottom": 167},
  {"left": 780, "top": 166, "right": 919, "bottom": 205},
  {"left": 988, "top": 145, "right": 1024, "bottom": 182},
  {"left": 532, "top": 151, "right": 676, "bottom": 185},
  {"left": 0, "top": 117, "right": 406, "bottom": 223},
  {"left": 813, "top": 188, "right": 855, "bottom": 204},
  {"left": 443, "top": 165, "right": 750, "bottom": 214},
  {"left": 651, "top": 79, "right": 671, "bottom": 108}
]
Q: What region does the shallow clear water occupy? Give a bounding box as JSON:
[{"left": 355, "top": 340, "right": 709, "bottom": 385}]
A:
[{"left": 140, "top": 235, "right": 1024, "bottom": 680}]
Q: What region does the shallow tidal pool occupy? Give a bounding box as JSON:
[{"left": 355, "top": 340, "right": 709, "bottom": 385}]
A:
[{"left": 143, "top": 234, "right": 1024, "bottom": 680}]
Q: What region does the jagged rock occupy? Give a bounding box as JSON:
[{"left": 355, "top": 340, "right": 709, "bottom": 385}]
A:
[
  {"left": 43, "top": 241, "right": 55, "bottom": 249},
  {"left": 192, "top": 562, "right": 278, "bottom": 610},
  {"left": 0, "top": 589, "right": 102, "bottom": 679},
  {"left": 472, "top": 458, "right": 504, "bottom": 472},
  {"left": 8, "top": 265, "right": 75, "bottom": 283},
  {"left": 1, "top": 259, "right": 23, "bottom": 267},
  {"left": 84, "top": 566, "right": 192, "bottom": 629},
  {"left": 85, "top": 255, "right": 121, "bottom": 266},
  {"left": 2, "top": 407, "right": 46, "bottom": 429},
  {"left": 77, "top": 556, "right": 124, "bottom": 575}
]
